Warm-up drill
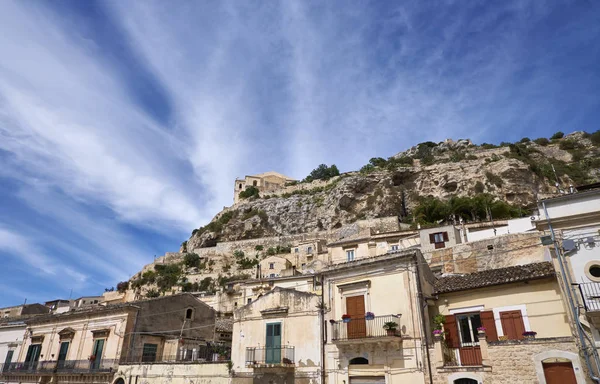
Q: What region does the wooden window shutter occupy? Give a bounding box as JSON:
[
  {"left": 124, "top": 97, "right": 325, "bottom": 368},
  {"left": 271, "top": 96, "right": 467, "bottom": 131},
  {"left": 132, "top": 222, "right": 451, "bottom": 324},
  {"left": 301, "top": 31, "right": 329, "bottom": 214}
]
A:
[
  {"left": 480, "top": 310, "right": 498, "bottom": 342},
  {"left": 443, "top": 232, "right": 449, "bottom": 241},
  {"left": 444, "top": 315, "right": 459, "bottom": 348},
  {"left": 500, "top": 310, "right": 525, "bottom": 340},
  {"left": 429, "top": 234, "right": 435, "bottom": 244}
]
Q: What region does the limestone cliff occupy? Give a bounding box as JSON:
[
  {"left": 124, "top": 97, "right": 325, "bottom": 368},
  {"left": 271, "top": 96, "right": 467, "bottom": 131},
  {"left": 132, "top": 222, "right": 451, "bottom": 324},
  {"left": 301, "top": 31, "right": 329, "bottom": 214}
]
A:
[{"left": 186, "top": 131, "right": 600, "bottom": 250}]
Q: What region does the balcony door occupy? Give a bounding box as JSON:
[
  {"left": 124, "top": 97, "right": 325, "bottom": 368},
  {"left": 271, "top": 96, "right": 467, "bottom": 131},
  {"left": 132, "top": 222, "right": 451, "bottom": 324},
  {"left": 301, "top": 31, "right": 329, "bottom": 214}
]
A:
[
  {"left": 265, "top": 323, "right": 281, "bottom": 364},
  {"left": 57, "top": 342, "right": 69, "bottom": 368},
  {"left": 346, "top": 296, "right": 366, "bottom": 339},
  {"left": 24, "top": 344, "right": 41, "bottom": 370},
  {"left": 90, "top": 339, "right": 104, "bottom": 370}
]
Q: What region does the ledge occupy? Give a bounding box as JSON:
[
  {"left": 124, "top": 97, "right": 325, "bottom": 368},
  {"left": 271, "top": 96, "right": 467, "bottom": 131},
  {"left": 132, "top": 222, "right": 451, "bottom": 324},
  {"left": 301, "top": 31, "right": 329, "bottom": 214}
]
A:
[
  {"left": 436, "top": 365, "right": 492, "bottom": 373},
  {"left": 488, "top": 336, "right": 575, "bottom": 346},
  {"left": 260, "top": 307, "right": 289, "bottom": 316}
]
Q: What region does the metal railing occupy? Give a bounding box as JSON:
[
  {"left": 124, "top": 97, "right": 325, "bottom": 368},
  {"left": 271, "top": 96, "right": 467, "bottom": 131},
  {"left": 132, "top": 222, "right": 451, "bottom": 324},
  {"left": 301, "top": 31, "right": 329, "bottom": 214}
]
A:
[
  {"left": 120, "top": 345, "right": 231, "bottom": 364},
  {"left": 330, "top": 314, "right": 401, "bottom": 341},
  {"left": 577, "top": 282, "right": 600, "bottom": 312},
  {"left": 245, "top": 346, "right": 295, "bottom": 366},
  {"left": 1, "top": 359, "right": 117, "bottom": 374}
]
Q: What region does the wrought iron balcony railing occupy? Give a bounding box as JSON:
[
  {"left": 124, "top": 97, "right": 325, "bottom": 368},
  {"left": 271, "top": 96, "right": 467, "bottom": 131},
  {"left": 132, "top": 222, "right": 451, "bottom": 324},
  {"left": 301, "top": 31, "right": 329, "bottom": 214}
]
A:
[
  {"left": 1, "top": 359, "right": 117, "bottom": 375},
  {"left": 330, "top": 314, "right": 401, "bottom": 341},
  {"left": 245, "top": 346, "right": 295, "bottom": 366},
  {"left": 577, "top": 282, "right": 600, "bottom": 312},
  {"left": 120, "top": 345, "right": 231, "bottom": 364}
]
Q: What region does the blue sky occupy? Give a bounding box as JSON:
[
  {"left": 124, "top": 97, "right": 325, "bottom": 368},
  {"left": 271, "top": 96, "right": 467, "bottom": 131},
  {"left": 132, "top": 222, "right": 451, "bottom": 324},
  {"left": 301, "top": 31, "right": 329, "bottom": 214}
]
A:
[{"left": 0, "top": 1, "right": 599, "bottom": 306}]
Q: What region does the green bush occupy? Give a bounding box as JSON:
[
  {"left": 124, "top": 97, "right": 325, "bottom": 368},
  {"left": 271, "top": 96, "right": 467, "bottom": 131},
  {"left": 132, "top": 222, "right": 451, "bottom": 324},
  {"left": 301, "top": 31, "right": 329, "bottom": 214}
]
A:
[
  {"left": 116, "top": 281, "right": 129, "bottom": 293},
  {"left": 520, "top": 137, "right": 531, "bottom": 143},
  {"left": 304, "top": 164, "right": 340, "bottom": 182},
  {"left": 449, "top": 151, "right": 466, "bottom": 162},
  {"left": 239, "top": 186, "right": 260, "bottom": 199},
  {"left": 480, "top": 143, "right": 498, "bottom": 149},
  {"left": 183, "top": 253, "right": 201, "bottom": 268},
  {"left": 413, "top": 194, "right": 523, "bottom": 224},
  {"left": 533, "top": 138, "right": 550, "bottom": 146},
  {"left": 360, "top": 164, "right": 375, "bottom": 174},
  {"left": 559, "top": 139, "right": 579, "bottom": 151},
  {"left": 255, "top": 245, "right": 264, "bottom": 251},
  {"left": 199, "top": 277, "right": 214, "bottom": 291},
  {"left": 145, "top": 289, "right": 160, "bottom": 298},
  {"left": 474, "top": 181, "right": 485, "bottom": 194},
  {"left": 590, "top": 130, "right": 600, "bottom": 146},
  {"left": 485, "top": 172, "right": 503, "bottom": 187},
  {"left": 551, "top": 131, "right": 564, "bottom": 140}
]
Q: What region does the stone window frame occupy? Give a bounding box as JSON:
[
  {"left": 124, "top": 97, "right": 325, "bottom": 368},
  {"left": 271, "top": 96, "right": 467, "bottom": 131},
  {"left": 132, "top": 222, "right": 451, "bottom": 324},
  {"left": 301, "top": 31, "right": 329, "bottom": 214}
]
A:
[
  {"left": 337, "top": 280, "right": 371, "bottom": 317},
  {"left": 584, "top": 260, "right": 600, "bottom": 283},
  {"left": 447, "top": 372, "right": 482, "bottom": 384},
  {"left": 533, "top": 350, "right": 585, "bottom": 384}
]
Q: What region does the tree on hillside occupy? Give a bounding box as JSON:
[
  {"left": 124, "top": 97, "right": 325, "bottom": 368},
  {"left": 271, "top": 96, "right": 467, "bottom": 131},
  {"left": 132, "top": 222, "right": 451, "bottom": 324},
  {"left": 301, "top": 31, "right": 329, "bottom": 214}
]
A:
[{"left": 304, "top": 164, "right": 340, "bottom": 182}]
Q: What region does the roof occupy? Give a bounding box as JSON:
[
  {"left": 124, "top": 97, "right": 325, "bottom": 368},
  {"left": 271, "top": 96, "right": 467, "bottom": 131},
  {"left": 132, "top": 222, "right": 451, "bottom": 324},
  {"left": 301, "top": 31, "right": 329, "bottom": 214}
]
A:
[
  {"left": 215, "top": 317, "right": 233, "bottom": 332},
  {"left": 435, "top": 262, "right": 555, "bottom": 294},
  {"left": 322, "top": 249, "right": 419, "bottom": 274}
]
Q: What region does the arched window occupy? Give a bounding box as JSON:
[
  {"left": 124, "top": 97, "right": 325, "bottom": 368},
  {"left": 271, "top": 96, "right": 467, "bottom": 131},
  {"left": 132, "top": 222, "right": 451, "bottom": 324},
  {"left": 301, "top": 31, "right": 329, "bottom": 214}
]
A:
[
  {"left": 185, "top": 308, "right": 193, "bottom": 320},
  {"left": 454, "top": 379, "right": 477, "bottom": 384},
  {"left": 239, "top": 184, "right": 242, "bottom": 189},
  {"left": 113, "top": 378, "right": 125, "bottom": 384},
  {"left": 349, "top": 357, "right": 368, "bottom": 365},
  {"left": 253, "top": 180, "right": 258, "bottom": 186}
]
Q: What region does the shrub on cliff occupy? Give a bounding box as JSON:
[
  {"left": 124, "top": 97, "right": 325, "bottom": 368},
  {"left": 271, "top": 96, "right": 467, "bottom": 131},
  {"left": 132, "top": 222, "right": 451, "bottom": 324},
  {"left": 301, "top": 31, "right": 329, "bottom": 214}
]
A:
[
  {"left": 304, "top": 164, "right": 340, "bottom": 182},
  {"left": 239, "top": 186, "right": 260, "bottom": 199}
]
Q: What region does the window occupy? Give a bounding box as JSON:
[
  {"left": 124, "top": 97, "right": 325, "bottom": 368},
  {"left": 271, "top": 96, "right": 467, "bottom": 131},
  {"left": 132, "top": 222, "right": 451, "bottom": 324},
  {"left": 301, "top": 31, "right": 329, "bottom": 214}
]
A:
[
  {"left": 307, "top": 246, "right": 313, "bottom": 254},
  {"left": 239, "top": 184, "right": 242, "bottom": 189},
  {"left": 247, "top": 298, "right": 252, "bottom": 304},
  {"left": 390, "top": 244, "right": 399, "bottom": 251},
  {"left": 269, "top": 263, "right": 275, "bottom": 269},
  {"left": 346, "top": 249, "right": 355, "bottom": 262},
  {"left": 429, "top": 232, "right": 449, "bottom": 249},
  {"left": 253, "top": 180, "right": 257, "bottom": 186},
  {"left": 185, "top": 308, "right": 193, "bottom": 320},
  {"left": 142, "top": 343, "right": 158, "bottom": 362},
  {"left": 487, "top": 245, "right": 494, "bottom": 250},
  {"left": 584, "top": 261, "right": 600, "bottom": 282},
  {"left": 93, "top": 300, "right": 98, "bottom": 304},
  {"left": 500, "top": 310, "right": 525, "bottom": 340},
  {"left": 456, "top": 313, "right": 482, "bottom": 346},
  {"left": 301, "top": 263, "right": 306, "bottom": 269},
  {"left": 591, "top": 265, "right": 600, "bottom": 278},
  {"left": 349, "top": 357, "right": 369, "bottom": 365},
  {"left": 294, "top": 248, "right": 299, "bottom": 253},
  {"left": 270, "top": 274, "right": 275, "bottom": 278}
]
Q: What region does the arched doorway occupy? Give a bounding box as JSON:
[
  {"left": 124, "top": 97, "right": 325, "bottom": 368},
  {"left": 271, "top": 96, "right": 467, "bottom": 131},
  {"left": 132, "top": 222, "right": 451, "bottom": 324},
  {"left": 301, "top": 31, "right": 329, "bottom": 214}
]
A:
[
  {"left": 349, "top": 357, "right": 368, "bottom": 365},
  {"left": 542, "top": 359, "right": 576, "bottom": 384},
  {"left": 113, "top": 378, "right": 125, "bottom": 384},
  {"left": 454, "top": 379, "right": 477, "bottom": 384}
]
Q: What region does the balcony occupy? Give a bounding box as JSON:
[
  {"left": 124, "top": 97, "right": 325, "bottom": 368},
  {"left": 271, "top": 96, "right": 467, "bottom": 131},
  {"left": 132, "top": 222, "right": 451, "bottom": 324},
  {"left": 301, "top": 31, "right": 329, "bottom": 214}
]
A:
[
  {"left": 1, "top": 359, "right": 117, "bottom": 375},
  {"left": 330, "top": 314, "right": 401, "bottom": 343},
  {"left": 120, "top": 345, "right": 231, "bottom": 364},
  {"left": 245, "top": 346, "right": 295, "bottom": 367},
  {"left": 578, "top": 282, "right": 600, "bottom": 312}
]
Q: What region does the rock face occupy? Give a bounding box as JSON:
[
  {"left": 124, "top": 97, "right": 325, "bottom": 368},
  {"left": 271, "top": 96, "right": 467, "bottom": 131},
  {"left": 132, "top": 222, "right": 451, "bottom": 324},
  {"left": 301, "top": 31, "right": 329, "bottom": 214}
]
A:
[{"left": 187, "top": 132, "right": 600, "bottom": 249}]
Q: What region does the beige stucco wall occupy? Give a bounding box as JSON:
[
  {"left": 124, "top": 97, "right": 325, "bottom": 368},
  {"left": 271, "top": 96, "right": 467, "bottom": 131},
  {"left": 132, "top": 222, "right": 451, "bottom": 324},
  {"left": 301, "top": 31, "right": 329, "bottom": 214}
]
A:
[
  {"left": 232, "top": 289, "right": 321, "bottom": 380},
  {"left": 116, "top": 362, "right": 230, "bottom": 384},
  {"left": 259, "top": 256, "right": 291, "bottom": 278},
  {"left": 420, "top": 225, "right": 462, "bottom": 254},
  {"left": 17, "top": 310, "right": 134, "bottom": 364},
  {"left": 324, "top": 254, "right": 429, "bottom": 384},
  {"left": 436, "top": 279, "right": 572, "bottom": 339}
]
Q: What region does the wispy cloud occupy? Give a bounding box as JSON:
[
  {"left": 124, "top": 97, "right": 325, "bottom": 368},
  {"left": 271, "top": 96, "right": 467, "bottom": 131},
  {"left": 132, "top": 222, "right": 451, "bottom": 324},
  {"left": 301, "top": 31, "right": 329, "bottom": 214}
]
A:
[{"left": 0, "top": 0, "right": 598, "bottom": 305}]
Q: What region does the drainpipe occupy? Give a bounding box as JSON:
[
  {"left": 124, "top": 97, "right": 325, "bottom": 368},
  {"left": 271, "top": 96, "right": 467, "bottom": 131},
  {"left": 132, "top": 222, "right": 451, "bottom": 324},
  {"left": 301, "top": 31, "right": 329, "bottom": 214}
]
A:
[
  {"left": 414, "top": 254, "right": 434, "bottom": 384},
  {"left": 542, "top": 201, "right": 600, "bottom": 383},
  {"left": 320, "top": 274, "right": 326, "bottom": 384}
]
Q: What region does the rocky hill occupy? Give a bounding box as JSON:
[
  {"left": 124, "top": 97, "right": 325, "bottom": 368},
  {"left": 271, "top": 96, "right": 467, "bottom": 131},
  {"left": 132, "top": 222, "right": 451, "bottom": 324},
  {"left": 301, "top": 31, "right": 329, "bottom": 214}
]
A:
[{"left": 186, "top": 131, "right": 600, "bottom": 250}]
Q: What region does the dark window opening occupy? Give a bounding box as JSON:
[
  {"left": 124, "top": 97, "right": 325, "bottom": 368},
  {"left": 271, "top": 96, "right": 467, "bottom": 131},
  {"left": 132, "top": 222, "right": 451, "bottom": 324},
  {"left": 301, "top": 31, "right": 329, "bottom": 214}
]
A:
[
  {"left": 141, "top": 343, "right": 157, "bottom": 363},
  {"left": 185, "top": 308, "right": 193, "bottom": 319},
  {"left": 253, "top": 180, "right": 257, "bottom": 186},
  {"left": 349, "top": 357, "right": 369, "bottom": 365},
  {"left": 454, "top": 379, "right": 478, "bottom": 384},
  {"left": 590, "top": 265, "right": 600, "bottom": 278},
  {"left": 239, "top": 184, "right": 242, "bottom": 189},
  {"left": 487, "top": 245, "right": 494, "bottom": 250}
]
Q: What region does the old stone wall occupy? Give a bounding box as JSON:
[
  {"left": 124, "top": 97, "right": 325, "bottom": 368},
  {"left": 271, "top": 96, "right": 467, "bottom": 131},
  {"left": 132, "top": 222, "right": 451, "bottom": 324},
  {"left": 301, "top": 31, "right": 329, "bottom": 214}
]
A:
[
  {"left": 116, "top": 362, "right": 230, "bottom": 384},
  {"left": 431, "top": 337, "right": 590, "bottom": 384}
]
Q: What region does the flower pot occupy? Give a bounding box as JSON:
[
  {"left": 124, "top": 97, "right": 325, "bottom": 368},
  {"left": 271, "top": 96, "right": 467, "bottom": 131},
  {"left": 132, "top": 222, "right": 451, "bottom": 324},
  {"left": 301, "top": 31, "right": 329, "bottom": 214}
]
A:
[
  {"left": 524, "top": 335, "right": 536, "bottom": 340},
  {"left": 343, "top": 318, "right": 351, "bottom": 323},
  {"left": 386, "top": 329, "right": 396, "bottom": 336},
  {"left": 365, "top": 315, "right": 375, "bottom": 320}
]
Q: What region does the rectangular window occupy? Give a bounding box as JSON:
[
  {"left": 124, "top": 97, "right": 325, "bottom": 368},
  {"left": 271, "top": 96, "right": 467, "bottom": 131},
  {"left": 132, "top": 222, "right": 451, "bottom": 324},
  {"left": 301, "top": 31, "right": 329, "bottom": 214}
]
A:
[
  {"left": 269, "top": 263, "right": 274, "bottom": 269},
  {"left": 57, "top": 342, "right": 69, "bottom": 367},
  {"left": 346, "top": 249, "right": 355, "bottom": 262},
  {"left": 247, "top": 298, "right": 252, "bottom": 304},
  {"left": 500, "top": 310, "right": 526, "bottom": 340},
  {"left": 265, "top": 323, "right": 282, "bottom": 364},
  {"left": 24, "top": 344, "right": 42, "bottom": 370},
  {"left": 301, "top": 263, "right": 306, "bottom": 269},
  {"left": 142, "top": 343, "right": 158, "bottom": 362},
  {"left": 294, "top": 248, "right": 299, "bottom": 253},
  {"left": 270, "top": 273, "right": 275, "bottom": 278},
  {"left": 429, "top": 232, "right": 449, "bottom": 249},
  {"left": 390, "top": 244, "right": 399, "bottom": 251},
  {"left": 307, "top": 246, "right": 313, "bottom": 254},
  {"left": 456, "top": 313, "right": 482, "bottom": 347},
  {"left": 3, "top": 350, "right": 14, "bottom": 371}
]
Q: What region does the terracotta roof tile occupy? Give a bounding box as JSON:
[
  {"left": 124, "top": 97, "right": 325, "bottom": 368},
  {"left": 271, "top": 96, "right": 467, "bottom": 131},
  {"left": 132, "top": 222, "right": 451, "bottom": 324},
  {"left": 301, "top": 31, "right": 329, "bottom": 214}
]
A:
[{"left": 435, "top": 262, "right": 555, "bottom": 294}]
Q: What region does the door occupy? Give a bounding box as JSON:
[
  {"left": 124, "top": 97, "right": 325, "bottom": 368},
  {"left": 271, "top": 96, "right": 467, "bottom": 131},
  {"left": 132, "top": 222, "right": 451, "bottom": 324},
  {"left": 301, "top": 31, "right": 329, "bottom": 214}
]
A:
[
  {"left": 24, "top": 344, "right": 41, "bottom": 371},
  {"left": 346, "top": 296, "right": 366, "bottom": 339},
  {"left": 543, "top": 362, "right": 577, "bottom": 384},
  {"left": 57, "top": 342, "right": 69, "bottom": 369},
  {"left": 90, "top": 339, "right": 104, "bottom": 370},
  {"left": 500, "top": 310, "right": 526, "bottom": 340},
  {"left": 265, "top": 323, "right": 281, "bottom": 364},
  {"left": 456, "top": 313, "right": 482, "bottom": 366},
  {"left": 3, "top": 350, "right": 13, "bottom": 372}
]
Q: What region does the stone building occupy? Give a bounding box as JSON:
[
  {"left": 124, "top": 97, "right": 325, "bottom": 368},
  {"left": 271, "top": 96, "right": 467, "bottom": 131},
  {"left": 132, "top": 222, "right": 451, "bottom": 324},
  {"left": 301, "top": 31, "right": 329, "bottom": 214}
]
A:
[
  {"left": 323, "top": 249, "right": 435, "bottom": 384},
  {"left": 431, "top": 262, "right": 586, "bottom": 384},
  {"left": 0, "top": 304, "right": 49, "bottom": 319},
  {"left": 234, "top": 171, "right": 296, "bottom": 204},
  {"left": 231, "top": 287, "right": 322, "bottom": 384},
  {"left": 0, "top": 294, "right": 219, "bottom": 384}
]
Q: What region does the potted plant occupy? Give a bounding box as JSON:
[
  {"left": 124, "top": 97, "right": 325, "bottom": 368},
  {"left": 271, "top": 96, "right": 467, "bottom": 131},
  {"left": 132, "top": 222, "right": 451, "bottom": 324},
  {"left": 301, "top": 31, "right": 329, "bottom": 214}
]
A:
[
  {"left": 383, "top": 321, "right": 398, "bottom": 336},
  {"left": 477, "top": 326, "right": 486, "bottom": 334},
  {"left": 433, "top": 329, "right": 443, "bottom": 336},
  {"left": 365, "top": 312, "right": 375, "bottom": 320},
  {"left": 88, "top": 355, "right": 96, "bottom": 362},
  {"left": 523, "top": 331, "right": 537, "bottom": 340},
  {"left": 329, "top": 319, "right": 336, "bottom": 324},
  {"left": 342, "top": 314, "right": 351, "bottom": 323}
]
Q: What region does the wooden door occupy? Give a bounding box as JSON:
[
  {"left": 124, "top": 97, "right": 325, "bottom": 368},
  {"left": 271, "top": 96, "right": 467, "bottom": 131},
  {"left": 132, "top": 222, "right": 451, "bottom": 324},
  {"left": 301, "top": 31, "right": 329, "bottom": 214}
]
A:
[
  {"left": 500, "top": 310, "right": 525, "bottom": 340},
  {"left": 346, "top": 296, "right": 366, "bottom": 338},
  {"left": 543, "top": 362, "right": 577, "bottom": 384},
  {"left": 265, "top": 323, "right": 282, "bottom": 364}
]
